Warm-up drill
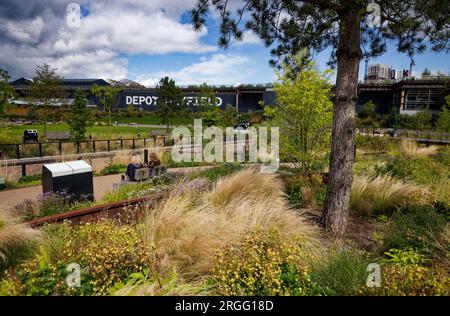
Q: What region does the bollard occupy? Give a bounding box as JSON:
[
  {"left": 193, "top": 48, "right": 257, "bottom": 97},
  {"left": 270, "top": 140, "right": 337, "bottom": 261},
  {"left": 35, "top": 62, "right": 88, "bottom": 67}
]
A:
[{"left": 144, "top": 149, "right": 149, "bottom": 165}]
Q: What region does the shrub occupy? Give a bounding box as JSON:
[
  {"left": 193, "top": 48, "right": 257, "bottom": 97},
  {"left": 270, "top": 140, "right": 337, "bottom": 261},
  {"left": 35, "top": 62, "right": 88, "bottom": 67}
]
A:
[
  {"left": 12, "top": 220, "right": 152, "bottom": 296},
  {"left": 0, "top": 277, "right": 23, "bottom": 295},
  {"left": 373, "top": 264, "right": 450, "bottom": 296},
  {"left": 283, "top": 172, "right": 325, "bottom": 207},
  {"left": 61, "top": 221, "right": 152, "bottom": 295},
  {"left": 433, "top": 200, "right": 450, "bottom": 221},
  {"left": 155, "top": 149, "right": 172, "bottom": 166},
  {"left": 365, "top": 248, "right": 449, "bottom": 296},
  {"left": 383, "top": 247, "right": 429, "bottom": 266},
  {"left": 383, "top": 205, "right": 448, "bottom": 255},
  {"left": 17, "top": 174, "right": 41, "bottom": 184},
  {"left": 212, "top": 229, "right": 324, "bottom": 296},
  {"left": 12, "top": 189, "right": 92, "bottom": 221},
  {"left": 350, "top": 174, "right": 429, "bottom": 216},
  {"left": 355, "top": 135, "right": 397, "bottom": 153},
  {"left": 379, "top": 149, "right": 450, "bottom": 205},
  {"left": 193, "top": 163, "right": 242, "bottom": 182},
  {"left": 101, "top": 173, "right": 177, "bottom": 203},
  {"left": 99, "top": 163, "right": 126, "bottom": 175},
  {"left": 379, "top": 147, "right": 450, "bottom": 190},
  {"left": 144, "top": 168, "right": 319, "bottom": 280},
  {"left": 268, "top": 52, "right": 333, "bottom": 172},
  {"left": 310, "top": 248, "right": 371, "bottom": 296}
]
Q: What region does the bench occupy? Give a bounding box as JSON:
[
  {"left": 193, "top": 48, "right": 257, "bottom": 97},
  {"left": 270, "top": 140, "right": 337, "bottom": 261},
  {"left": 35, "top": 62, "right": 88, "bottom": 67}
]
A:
[
  {"left": 151, "top": 130, "right": 168, "bottom": 137},
  {"left": 45, "top": 131, "right": 72, "bottom": 140}
]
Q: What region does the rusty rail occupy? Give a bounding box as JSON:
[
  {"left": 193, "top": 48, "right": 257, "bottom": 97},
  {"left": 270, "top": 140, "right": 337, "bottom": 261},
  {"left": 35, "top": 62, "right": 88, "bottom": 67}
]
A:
[{"left": 26, "top": 192, "right": 165, "bottom": 227}]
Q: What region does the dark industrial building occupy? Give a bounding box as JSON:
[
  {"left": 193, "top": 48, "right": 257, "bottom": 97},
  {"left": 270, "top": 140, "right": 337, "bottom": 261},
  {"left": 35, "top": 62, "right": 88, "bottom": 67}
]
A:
[
  {"left": 9, "top": 77, "right": 449, "bottom": 115},
  {"left": 358, "top": 79, "right": 449, "bottom": 115}
]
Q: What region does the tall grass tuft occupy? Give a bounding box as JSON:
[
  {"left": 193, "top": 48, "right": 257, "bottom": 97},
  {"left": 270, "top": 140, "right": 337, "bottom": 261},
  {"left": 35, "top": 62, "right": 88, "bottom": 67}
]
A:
[
  {"left": 399, "top": 139, "right": 437, "bottom": 157},
  {"left": 0, "top": 209, "right": 40, "bottom": 264},
  {"left": 144, "top": 167, "right": 318, "bottom": 280},
  {"left": 433, "top": 176, "right": 450, "bottom": 204},
  {"left": 310, "top": 247, "right": 371, "bottom": 295},
  {"left": 350, "top": 174, "right": 429, "bottom": 216}
]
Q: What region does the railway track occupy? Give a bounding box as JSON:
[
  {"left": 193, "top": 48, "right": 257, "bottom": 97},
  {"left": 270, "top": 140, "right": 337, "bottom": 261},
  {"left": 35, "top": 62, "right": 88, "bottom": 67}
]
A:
[{"left": 26, "top": 191, "right": 165, "bottom": 227}]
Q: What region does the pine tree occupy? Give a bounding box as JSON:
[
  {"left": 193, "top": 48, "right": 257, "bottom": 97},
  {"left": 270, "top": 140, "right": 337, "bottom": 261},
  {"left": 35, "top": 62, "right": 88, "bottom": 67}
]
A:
[
  {"left": 155, "top": 77, "right": 187, "bottom": 132},
  {"left": 192, "top": 0, "right": 450, "bottom": 237},
  {"left": 68, "top": 90, "right": 93, "bottom": 141},
  {"left": 30, "top": 63, "right": 63, "bottom": 138}
]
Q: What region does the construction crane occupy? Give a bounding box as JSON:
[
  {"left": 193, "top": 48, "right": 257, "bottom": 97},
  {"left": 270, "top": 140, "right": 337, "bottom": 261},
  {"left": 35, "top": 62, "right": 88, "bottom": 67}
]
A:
[
  {"left": 363, "top": 54, "right": 370, "bottom": 82},
  {"left": 409, "top": 59, "right": 416, "bottom": 79}
]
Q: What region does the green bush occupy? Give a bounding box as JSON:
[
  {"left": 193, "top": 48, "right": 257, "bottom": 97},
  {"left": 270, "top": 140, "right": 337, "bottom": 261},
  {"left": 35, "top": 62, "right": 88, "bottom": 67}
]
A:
[
  {"left": 383, "top": 247, "right": 429, "bottom": 266},
  {"left": 101, "top": 173, "right": 177, "bottom": 203},
  {"left": 212, "top": 229, "right": 326, "bottom": 296},
  {"left": 433, "top": 200, "right": 450, "bottom": 221},
  {"left": 18, "top": 174, "right": 41, "bottom": 184},
  {"left": 12, "top": 190, "right": 92, "bottom": 221},
  {"left": 355, "top": 135, "right": 397, "bottom": 152},
  {"left": 193, "top": 163, "right": 242, "bottom": 182},
  {"left": 283, "top": 172, "right": 326, "bottom": 207},
  {"left": 377, "top": 148, "right": 450, "bottom": 204},
  {"left": 383, "top": 205, "right": 448, "bottom": 254},
  {"left": 99, "top": 163, "right": 126, "bottom": 176},
  {"left": 5, "top": 221, "right": 152, "bottom": 296},
  {"left": 0, "top": 222, "right": 73, "bottom": 295},
  {"left": 379, "top": 152, "right": 448, "bottom": 185},
  {"left": 0, "top": 277, "right": 23, "bottom": 296},
  {"left": 364, "top": 248, "right": 449, "bottom": 296},
  {"left": 375, "top": 263, "right": 450, "bottom": 296}
]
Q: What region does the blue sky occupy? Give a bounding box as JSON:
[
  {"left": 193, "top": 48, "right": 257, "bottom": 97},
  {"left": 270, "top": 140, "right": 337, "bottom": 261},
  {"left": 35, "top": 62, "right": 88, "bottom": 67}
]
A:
[
  {"left": 128, "top": 12, "right": 450, "bottom": 86},
  {"left": 0, "top": 0, "right": 448, "bottom": 86}
]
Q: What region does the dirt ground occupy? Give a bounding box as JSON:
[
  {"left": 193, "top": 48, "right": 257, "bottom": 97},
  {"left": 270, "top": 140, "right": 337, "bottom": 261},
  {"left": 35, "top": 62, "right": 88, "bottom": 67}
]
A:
[{"left": 302, "top": 208, "right": 381, "bottom": 251}]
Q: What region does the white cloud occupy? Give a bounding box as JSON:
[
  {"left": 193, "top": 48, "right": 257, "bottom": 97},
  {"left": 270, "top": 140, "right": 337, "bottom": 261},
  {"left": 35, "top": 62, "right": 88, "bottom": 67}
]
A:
[
  {"left": 0, "top": 0, "right": 215, "bottom": 79},
  {"left": 52, "top": 50, "right": 128, "bottom": 79},
  {"left": 0, "top": 17, "right": 44, "bottom": 44},
  {"left": 232, "top": 30, "right": 262, "bottom": 46},
  {"left": 135, "top": 53, "right": 256, "bottom": 86},
  {"left": 54, "top": 10, "right": 216, "bottom": 55}
]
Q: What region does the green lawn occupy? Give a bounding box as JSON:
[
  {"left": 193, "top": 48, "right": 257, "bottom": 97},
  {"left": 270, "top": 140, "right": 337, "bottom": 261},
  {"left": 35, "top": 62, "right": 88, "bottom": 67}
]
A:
[
  {"left": 0, "top": 124, "right": 169, "bottom": 143},
  {"left": 96, "top": 115, "right": 194, "bottom": 126}
]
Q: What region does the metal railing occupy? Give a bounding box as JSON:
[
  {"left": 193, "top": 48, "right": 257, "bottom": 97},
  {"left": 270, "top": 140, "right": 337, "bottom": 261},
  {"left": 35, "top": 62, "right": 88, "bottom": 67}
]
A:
[
  {"left": 0, "top": 136, "right": 175, "bottom": 160},
  {"left": 356, "top": 126, "right": 450, "bottom": 144}
]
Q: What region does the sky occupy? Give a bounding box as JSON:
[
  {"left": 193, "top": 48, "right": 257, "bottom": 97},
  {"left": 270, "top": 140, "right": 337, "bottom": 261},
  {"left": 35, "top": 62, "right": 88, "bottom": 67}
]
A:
[{"left": 0, "top": 0, "right": 449, "bottom": 87}]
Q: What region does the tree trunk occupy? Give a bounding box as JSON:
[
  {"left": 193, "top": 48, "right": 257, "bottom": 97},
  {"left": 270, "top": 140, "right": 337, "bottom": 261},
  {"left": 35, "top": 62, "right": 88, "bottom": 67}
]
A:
[{"left": 321, "top": 10, "right": 361, "bottom": 237}]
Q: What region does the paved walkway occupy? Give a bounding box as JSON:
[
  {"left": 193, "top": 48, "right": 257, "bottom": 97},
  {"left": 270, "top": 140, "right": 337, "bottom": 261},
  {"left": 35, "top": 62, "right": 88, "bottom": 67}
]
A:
[
  {"left": 0, "top": 174, "right": 122, "bottom": 210},
  {"left": 0, "top": 166, "right": 212, "bottom": 211}
]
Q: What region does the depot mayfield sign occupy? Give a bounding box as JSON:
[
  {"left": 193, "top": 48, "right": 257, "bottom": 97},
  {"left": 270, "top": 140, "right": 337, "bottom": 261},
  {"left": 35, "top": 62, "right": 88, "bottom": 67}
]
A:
[
  {"left": 117, "top": 90, "right": 238, "bottom": 110},
  {"left": 125, "top": 95, "right": 223, "bottom": 107},
  {"left": 122, "top": 92, "right": 223, "bottom": 108}
]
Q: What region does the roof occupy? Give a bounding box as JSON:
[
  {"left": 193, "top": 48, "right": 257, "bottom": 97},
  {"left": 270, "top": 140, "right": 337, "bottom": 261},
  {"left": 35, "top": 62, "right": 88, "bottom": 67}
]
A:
[
  {"left": 9, "top": 77, "right": 110, "bottom": 87},
  {"left": 10, "top": 77, "right": 33, "bottom": 85}
]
